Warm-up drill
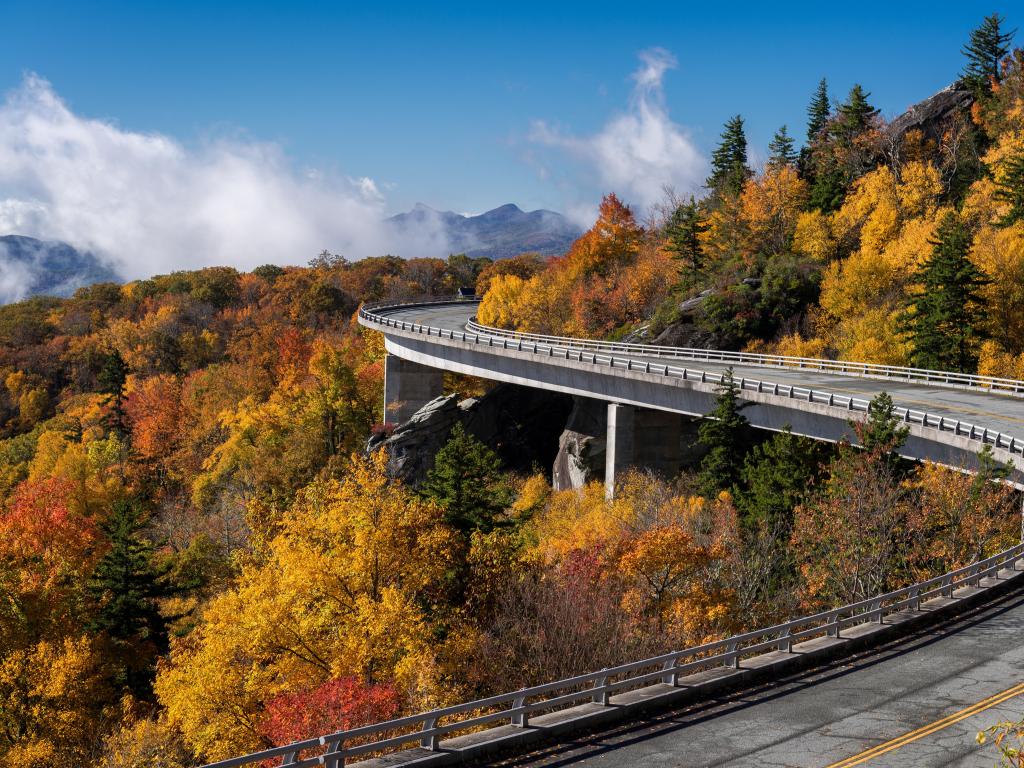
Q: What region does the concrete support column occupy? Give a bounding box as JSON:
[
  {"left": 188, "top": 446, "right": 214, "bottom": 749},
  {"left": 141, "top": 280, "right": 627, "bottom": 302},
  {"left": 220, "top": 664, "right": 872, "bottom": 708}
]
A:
[
  {"left": 635, "top": 410, "right": 684, "bottom": 478},
  {"left": 605, "top": 403, "right": 635, "bottom": 500},
  {"left": 605, "top": 405, "right": 684, "bottom": 499},
  {"left": 384, "top": 354, "right": 444, "bottom": 425}
]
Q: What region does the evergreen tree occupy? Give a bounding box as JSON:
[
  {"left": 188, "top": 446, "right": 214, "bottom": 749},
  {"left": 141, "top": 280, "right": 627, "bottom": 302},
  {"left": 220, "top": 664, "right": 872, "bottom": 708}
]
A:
[
  {"left": 97, "top": 349, "right": 128, "bottom": 432},
  {"left": 734, "top": 428, "right": 826, "bottom": 532},
  {"left": 88, "top": 499, "right": 171, "bottom": 696},
  {"left": 859, "top": 392, "right": 909, "bottom": 455},
  {"left": 697, "top": 368, "right": 751, "bottom": 497},
  {"left": 707, "top": 115, "right": 751, "bottom": 197},
  {"left": 806, "top": 78, "right": 831, "bottom": 143},
  {"left": 961, "top": 13, "right": 1015, "bottom": 93},
  {"left": 994, "top": 150, "right": 1024, "bottom": 227},
  {"left": 901, "top": 212, "right": 989, "bottom": 373},
  {"left": 664, "top": 197, "right": 708, "bottom": 287},
  {"left": 766, "top": 125, "right": 797, "bottom": 169},
  {"left": 421, "top": 422, "right": 512, "bottom": 534},
  {"left": 834, "top": 84, "right": 879, "bottom": 142}
]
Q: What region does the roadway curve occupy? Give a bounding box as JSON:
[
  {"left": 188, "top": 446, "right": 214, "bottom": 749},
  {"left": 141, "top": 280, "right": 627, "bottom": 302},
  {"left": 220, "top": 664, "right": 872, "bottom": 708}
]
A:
[{"left": 362, "top": 299, "right": 1024, "bottom": 484}]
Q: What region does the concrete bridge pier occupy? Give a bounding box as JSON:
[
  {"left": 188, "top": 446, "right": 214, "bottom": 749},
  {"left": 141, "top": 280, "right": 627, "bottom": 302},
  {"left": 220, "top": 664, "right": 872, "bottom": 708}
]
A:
[
  {"left": 384, "top": 354, "right": 444, "bottom": 425},
  {"left": 605, "top": 403, "right": 683, "bottom": 499}
]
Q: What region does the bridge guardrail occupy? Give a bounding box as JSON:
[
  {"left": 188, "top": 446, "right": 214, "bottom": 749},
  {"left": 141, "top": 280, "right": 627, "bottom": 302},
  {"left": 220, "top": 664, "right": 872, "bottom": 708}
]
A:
[
  {"left": 463, "top": 319, "right": 1024, "bottom": 395},
  {"left": 359, "top": 300, "right": 1024, "bottom": 459},
  {"left": 203, "top": 541, "right": 1024, "bottom": 768}
]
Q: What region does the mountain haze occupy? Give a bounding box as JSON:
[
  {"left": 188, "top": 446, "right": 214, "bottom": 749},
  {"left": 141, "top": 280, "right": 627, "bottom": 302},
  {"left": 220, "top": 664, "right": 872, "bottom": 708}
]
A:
[
  {"left": 387, "top": 203, "right": 581, "bottom": 259},
  {"left": 0, "top": 235, "right": 118, "bottom": 304}
]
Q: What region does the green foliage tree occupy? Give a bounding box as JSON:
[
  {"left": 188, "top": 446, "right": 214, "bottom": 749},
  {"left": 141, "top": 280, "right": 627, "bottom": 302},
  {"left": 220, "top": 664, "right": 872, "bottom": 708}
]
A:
[
  {"left": 697, "top": 369, "right": 751, "bottom": 497},
  {"left": 859, "top": 392, "right": 909, "bottom": 455},
  {"left": 664, "top": 197, "right": 708, "bottom": 287},
  {"left": 420, "top": 423, "right": 512, "bottom": 534},
  {"left": 806, "top": 78, "right": 831, "bottom": 143},
  {"left": 995, "top": 150, "right": 1024, "bottom": 227},
  {"left": 707, "top": 115, "right": 751, "bottom": 197},
  {"left": 767, "top": 125, "right": 797, "bottom": 168},
  {"left": 834, "top": 84, "right": 879, "bottom": 143},
  {"left": 88, "top": 499, "right": 172, "bottom": 697},
  {"left": 901, "top": 212, "right": 989, "bottom": 373},
  {"left": 734, "top": 428, "right": 825, "bottom": 532},
  {"left": 960, "top": 13, "right": 1015, "bottom": 93}
]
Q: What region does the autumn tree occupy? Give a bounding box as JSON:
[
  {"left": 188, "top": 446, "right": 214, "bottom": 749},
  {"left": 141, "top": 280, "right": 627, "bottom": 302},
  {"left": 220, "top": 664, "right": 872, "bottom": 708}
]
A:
[
  {"left": 901, "top": 212, "right": 989, "bottom": 372},
  {"left": 697, "top": 369, "right": 751, "bottom": 497},
  {"left": 708, "top": 115, "right": 751, "bottom": 197}
]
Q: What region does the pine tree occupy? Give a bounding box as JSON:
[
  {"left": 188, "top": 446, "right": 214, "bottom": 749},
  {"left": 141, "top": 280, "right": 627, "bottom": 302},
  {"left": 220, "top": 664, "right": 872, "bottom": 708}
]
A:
[
  {"left": 734, "top": 428, "right": 825, "bottom": 532},
  {"left": 97, "top": 349, "right": 128, "bottom": 433},
  {"left": 994, "top": 150, "right": 1024, "bottom": 227},
  {"left": 961, "top": 14, "right": 1015, "bottom": 93},
  {"left": 834, "top": 84, "right": 879, "bottom": 142},
  {"left": 766, "top": 125, "right": 797, "bottom": 169},
  {"left": 664, "top": 197, "right": 708, "bottom": 287},
  {"left": 859, "top": 392, "right": 909, "bottom": 455},
  {"left": 707, "top": 115, "right": 751, "bottom": 197},
  {"left": 88, "top": 499, "right": 171, "bottom": 696},
  {"left": 420, "top": 422, "right": 512, "bottom": 534},
  {"left": 697, "top": 368, "right": 751, "bottom": 497},
  {"left": 901, "top": 212, "right": 989, "bottom": 373},
  {"left": 806, "top": 78, "right": 831, "bottom": 143}
]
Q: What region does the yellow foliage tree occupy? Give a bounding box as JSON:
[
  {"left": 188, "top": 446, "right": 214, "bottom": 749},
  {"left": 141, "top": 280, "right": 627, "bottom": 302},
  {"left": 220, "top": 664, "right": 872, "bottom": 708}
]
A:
[{"left": 156, "top": 451, "right": 460, "bottom": 761}]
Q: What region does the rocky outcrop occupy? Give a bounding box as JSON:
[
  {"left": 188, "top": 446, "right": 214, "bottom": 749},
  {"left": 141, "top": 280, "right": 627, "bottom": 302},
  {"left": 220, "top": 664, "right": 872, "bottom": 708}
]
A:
[
  {"left": 368, "top": 383, "right": 572, "bottom": 485},
  {"left": 552, "top": 397, "right": 608, "bottom": 490},
  {"left": 887, "top": 85, "right": 974, "bottom": 142}
]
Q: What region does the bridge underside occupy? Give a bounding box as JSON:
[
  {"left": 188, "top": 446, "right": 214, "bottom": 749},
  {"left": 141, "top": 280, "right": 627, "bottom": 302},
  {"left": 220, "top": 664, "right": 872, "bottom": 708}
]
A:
[{"left": 382, "top": 332, "right": 1024, "bottom": 491}]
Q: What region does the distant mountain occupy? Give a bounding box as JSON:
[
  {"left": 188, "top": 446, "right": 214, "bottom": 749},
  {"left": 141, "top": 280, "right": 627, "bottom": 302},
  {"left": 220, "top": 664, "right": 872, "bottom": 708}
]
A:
[
  {"left": 0, "top": 235, "right": 119, "bottom": 304},
  {"left": 386, "top": 203, "right": 582, "bottom": 259}
]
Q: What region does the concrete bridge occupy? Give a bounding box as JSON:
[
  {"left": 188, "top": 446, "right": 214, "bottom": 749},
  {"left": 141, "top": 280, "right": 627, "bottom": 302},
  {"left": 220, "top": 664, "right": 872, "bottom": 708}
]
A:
[
  {"left": 368, "top": 298, "right": 1024, "bottom": 495},
  {"left": 202, "top": 298, "right": 1024, "bottom": 768}
]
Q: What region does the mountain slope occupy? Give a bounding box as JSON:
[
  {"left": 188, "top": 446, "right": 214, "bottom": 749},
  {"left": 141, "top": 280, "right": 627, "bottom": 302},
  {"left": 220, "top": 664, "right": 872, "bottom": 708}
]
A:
[
  {"left": 387, "top": 203, "right": 581, "bottom": 259},
  {"left": 0, "top": 235, "right": 119, "bottom": 304}
]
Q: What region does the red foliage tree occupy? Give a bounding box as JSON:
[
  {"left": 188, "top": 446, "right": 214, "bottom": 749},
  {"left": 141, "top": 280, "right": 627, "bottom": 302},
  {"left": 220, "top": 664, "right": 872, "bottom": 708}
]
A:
[{"left": 258, "top": 677, "right": 401, "bottom": 747}]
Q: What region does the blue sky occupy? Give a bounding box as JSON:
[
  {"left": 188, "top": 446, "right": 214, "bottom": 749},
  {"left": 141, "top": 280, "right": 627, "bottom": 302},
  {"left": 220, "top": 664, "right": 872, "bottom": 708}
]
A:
[{"left": 0, "top": 1, "right": 1006, "bottom": 272}]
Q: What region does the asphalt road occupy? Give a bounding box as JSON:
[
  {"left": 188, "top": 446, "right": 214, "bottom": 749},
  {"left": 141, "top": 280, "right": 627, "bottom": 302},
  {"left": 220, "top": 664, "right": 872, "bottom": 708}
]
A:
[
  {"left": 479, "top": 590, "right": 1024, "bottom": 768},
  {"left": 379, "top": 303, "right": 1024, "bottom": 446}
]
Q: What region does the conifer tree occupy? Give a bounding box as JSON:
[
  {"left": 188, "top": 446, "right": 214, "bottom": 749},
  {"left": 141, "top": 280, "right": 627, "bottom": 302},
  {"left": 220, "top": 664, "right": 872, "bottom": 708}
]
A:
[
  {"left": 994, "top": 150, "right": 1024, "bottom": 226},
  {"left": 766, "top": 125, "right": 797, "bottom": 168},
  {"left": 859, "top": 392, "right": 909, "bottom": 455},
  {"left": 707, "top": 115, "right": 751, "bottom": 197},
  {"left": 835, "top": 84, "right": 879, "bottom": 142},
  {"left": 901, "top": 212, "right": 989, "bottom": 373},
  {"left": 806, "top": 78, "right": 831, "bottom": 143},
  {"left": 697, "top": 369, "right": 751, "bottom": 497},
  {"left": 88, "top": 499, "right": 171, "bottom": 696},
  {"left": 420, "top": 422, "right": 512, "bottom": 534},
  {"left": 734, "top": 428, "right": 825, "bottom": 532},
  {"left": 664, "top": 197, "right": 708, "bottom": 287},
  {"left": 961, "top": 13, "right": 1015, "bottom": 93}
]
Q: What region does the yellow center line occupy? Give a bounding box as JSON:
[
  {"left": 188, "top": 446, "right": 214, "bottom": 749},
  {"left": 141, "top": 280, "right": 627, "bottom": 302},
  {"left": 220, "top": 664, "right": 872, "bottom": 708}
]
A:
[{"left": 824, "top": 681, "right": 1024, "bottom": 767}]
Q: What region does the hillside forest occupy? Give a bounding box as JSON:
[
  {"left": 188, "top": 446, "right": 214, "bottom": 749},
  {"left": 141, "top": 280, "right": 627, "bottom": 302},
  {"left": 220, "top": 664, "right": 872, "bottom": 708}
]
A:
[{"left": 1, "top": 14, "right": 1024, "bottom": 768}]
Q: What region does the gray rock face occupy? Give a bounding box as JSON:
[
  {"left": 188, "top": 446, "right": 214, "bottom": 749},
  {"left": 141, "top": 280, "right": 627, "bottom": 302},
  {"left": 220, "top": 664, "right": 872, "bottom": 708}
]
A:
[
  {"left": 368, "top": 383, "right": 573, "bottom": 485},
  {"left": 887, "top": 85, "right": 974, "bottom": 141},
  {"left": 552, "top": 397, "right": 608, "bottom": 491}
]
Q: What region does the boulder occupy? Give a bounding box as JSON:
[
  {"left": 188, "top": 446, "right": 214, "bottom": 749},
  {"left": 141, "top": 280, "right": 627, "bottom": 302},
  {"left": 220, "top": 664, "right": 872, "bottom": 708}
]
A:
[{"left": 552, "top": 397, "right": 608, "bottom": 490}]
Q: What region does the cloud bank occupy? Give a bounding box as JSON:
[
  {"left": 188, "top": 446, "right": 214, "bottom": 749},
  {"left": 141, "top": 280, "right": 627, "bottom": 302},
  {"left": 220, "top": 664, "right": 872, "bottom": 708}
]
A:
[
  {"left": 529, "top": 48, "right": 707, "bottom": 222},
  {"left": 0, "top": 75, "right": 447, "bottom": 282}
]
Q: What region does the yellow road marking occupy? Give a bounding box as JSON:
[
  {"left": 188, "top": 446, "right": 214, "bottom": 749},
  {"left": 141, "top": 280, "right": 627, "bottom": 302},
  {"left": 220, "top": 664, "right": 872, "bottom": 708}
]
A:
[{"left": 824, "top": 681, "right": 1024, "bottom": 767}]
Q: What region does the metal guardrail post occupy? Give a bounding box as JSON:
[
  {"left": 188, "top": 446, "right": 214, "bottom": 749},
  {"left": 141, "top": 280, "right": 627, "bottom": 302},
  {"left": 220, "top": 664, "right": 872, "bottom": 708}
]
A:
[
  {"left": 592, "top": 671, "right": 610, "bottom": 705},
  {"left": 511, "top": 693, "right": 528, "bottom": 727}
]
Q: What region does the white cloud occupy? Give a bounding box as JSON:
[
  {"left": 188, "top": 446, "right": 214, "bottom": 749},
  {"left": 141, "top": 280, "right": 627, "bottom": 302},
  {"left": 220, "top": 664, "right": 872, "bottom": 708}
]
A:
[
  {"left": 0, "top": 75, "right": 447, "bottom": 283},
  {"left": 529, "top": 48, "right": 707, "bottom": 223}
]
